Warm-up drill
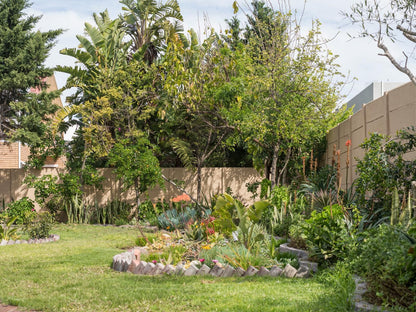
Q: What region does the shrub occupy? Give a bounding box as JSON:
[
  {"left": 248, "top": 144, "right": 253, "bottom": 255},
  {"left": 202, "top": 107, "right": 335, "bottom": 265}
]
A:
[
  {"left": 90, "top": 200, "right": 133, "bottom": 225},
  {"left": 25, "top": 211, "right": 54, "bottom": 239},
  {"left": 302, "top": 204, "right": 351, "bottom": 265},
  {"left": 350, "top": 224, "right": 416, "bottom": 309},
  {"left": 5, "top": 197, "right": 35, "bottom": 225}
]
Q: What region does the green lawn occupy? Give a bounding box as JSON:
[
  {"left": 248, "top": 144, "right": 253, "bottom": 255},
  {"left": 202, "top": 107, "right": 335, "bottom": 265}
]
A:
[{"left": 0, "top": 224, "right": 354, "bottom": 312}]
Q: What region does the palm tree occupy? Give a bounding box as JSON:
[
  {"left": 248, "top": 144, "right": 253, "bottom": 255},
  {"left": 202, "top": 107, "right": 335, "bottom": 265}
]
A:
[{"left": 120, "top": 0, "right": 183, "bottom": 64}]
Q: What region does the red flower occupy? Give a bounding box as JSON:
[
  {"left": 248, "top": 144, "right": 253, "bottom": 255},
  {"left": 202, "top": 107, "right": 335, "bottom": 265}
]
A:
[
  {"left": 345, "top": 139, "right": 352, "bottom": 147},
  {"left": 172, "top": 193, "right": 191, "bottom": 203}
]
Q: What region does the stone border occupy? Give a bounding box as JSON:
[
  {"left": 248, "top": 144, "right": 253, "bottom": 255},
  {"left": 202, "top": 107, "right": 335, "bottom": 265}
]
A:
[
  {"left": 0, "top": 234, "right": 60, "bottom": 246},
  {"left": 353, "top": 276, "right": 389, "bottom": 312},
  {"left": 112, "top": 247, "right": 313, "bottom": 278}
]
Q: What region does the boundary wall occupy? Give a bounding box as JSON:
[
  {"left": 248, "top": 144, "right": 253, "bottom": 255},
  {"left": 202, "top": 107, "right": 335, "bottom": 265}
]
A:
[
  {"left": 325, "top": 82, "right": 416, "bottom": 188},
  {"left": 0, "top": 167, "right": 261, "bottom": 207}
]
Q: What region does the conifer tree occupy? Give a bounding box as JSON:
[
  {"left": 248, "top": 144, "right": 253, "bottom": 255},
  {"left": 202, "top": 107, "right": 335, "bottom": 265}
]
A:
[{"left": 0, "top": 0, "right": 62, "bottom": 149}]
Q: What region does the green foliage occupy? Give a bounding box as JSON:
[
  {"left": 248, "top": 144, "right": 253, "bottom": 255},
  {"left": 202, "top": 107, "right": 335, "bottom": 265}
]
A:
[
  {"left": 0, "top": 216, "right": 19, "bottom": 240},
  {"left": 108, "top": 137, "right": 163, "bottom": 207},
  {"left": 90, "top": 200, "right": 134, "bottom": 225},
  {"left": 137, "top": 200, "right": 162, "bottom": 225},
  {"left": 0, "top": 0, "right": 62, "bottom": 151},
  {"left": 25, "top": 211, "right": 54, "bottom": 239},
  {"left": 5, "top": 198, "right": 35, "bottom": 225},
  {"left": 350, "top": 224, "right": 416, "bottom": 309},
  {"left": 303, "top": 204, "right": 355, "bottom": 265},
  {"left": 275, "top": 252, "right": 299, "bottom": 269},
  {"left": 212, "top": 193, "right": 269, "bottom": 249},
  {"left": 355, "top": 128, "right": 416, "bottom": 215},
  {"left": 157, "top": 207, "right": 196, "bottom": 230}
]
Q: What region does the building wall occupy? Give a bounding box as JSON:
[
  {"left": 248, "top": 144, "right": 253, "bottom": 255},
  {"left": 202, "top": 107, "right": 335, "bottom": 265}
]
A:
[
  {"left": 326, "top": 82, "right": 416, "bottom": 188},
  {"left": 0, "top": 167, "right": 262, "bottom": 209}
]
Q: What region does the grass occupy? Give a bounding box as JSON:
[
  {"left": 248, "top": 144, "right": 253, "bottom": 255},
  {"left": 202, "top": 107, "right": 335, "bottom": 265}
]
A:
[{"left": 0, "top": 224, "right": 355, "bottom": 312}]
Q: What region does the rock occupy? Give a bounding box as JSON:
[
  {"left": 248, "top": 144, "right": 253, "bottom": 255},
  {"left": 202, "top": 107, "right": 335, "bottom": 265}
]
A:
[
  {"left": 127, "top": 259, "right": 141, "bottom": 273},
  {"left": 27, "top": 239, "right": 35, "bottom": 244},
  {"left": 133, "top": 249, "right": 141, "bottom": 262},
  {"left": 282, "top": 264, "right": 297, "bottom": 278},
  {"left": 184, "top": 264, "right": 199, "bottom": 276},
  {"left": 151, "top": 263, "right": 165, "bottom": 275},
  {"left": 162, "top": 264, "right": 176, "bottom": 275},
  {"left": 143, "top": 262, "right": 155, "bottom": 275},
  {"left": 295, "top": 265, "right": 310, "bottom": 278},
  {"left": 161, "top": 233, "right": 171, "bottom": 241},
  {"left": 52, "top": 234, "right": 60, "bottom": 241},
  {"left": 257, "top": 267, "right": 270, "bottom": 277},
  {"left": 244, "top": 266, "right": 259, "bottom": 277},
  {"left": 236, "top": 267, "right": 246, "bottom": 277},
  {"left": 279, "top": 243, "right": 309, "bottom": 260},
  {"left": 299, "top": 260, "right": 318, "bottom": 273},
  {"left": 196, "top": 264, "right": 211, "bottom": 276},
  {"left": 21, "top": 240, "right": 28, "bottom": 244},
  {"left": 134, "top": 261, "right": 148, "bottom": 274},
  {"left": 0, "top": 239, "right": 7, "bottom": 246},
  {"left": 269, "top": 266, "right": 283, "bottom": 277},
  {"left": 7, "top": 240, "right": 15, "bottom": 245},
  {"left": 190, "top": 260, "right": 200, "bottom": 267},
  {"left": 15, "top": 240, "right": 22, "bottom": 244},
  {"left": 112, "top": 255, "right": 123, "bottom": 271},
  {"left": 210, "top": 264, "right": 225, "bottom": 277},
  {"left": 175, "top": 263, "right": 185, "bottom": 275},
  {"left": 221, "top": 265, "right": 236, "bottom": 277}
]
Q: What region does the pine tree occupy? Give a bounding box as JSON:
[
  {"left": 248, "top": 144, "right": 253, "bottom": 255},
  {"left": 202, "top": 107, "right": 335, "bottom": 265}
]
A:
[{"left": 0, "top": 0, "right": 62, "bottom": 148}]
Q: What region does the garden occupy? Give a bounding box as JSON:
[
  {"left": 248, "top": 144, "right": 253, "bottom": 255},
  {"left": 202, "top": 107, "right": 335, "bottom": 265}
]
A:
[{"left": 1, "top": 0, "right": 416, "bottom": 311}]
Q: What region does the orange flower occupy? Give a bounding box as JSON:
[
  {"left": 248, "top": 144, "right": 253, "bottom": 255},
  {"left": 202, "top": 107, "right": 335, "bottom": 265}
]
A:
[
  {"left": 172, "top": 193, "right": 191, "bottom": 203},
  {"left": 345, "top": 139, "right": 352, "bottom": 147}
]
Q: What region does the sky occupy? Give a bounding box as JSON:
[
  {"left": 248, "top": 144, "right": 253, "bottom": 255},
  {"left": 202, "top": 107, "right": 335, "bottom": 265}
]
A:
[{"left": 27, "top": 0, "right": 413, "bottom": 104}]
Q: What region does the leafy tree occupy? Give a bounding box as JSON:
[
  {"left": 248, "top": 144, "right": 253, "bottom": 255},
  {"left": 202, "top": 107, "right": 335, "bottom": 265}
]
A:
[
  {"left": 120, "top": 0, "right": 183, "bottom": 64},
  {"left": 226, "top": 1, "right": 347, "bottom": 187},
  {"left": 0, "top": 0, "right": 62, "bottom": 152},
  {"left": 345, "top": 0, "right": 416, "bottom": 84},
  {"left": 163, "top": 30, "right": 240, "bottom": 202}
]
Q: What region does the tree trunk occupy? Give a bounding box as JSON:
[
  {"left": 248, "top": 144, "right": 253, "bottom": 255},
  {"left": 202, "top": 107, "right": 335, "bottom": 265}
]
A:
[
  {"left": 270, "top": 144, "right": 280, "bottom": 188},
  {"left": 134, "top": 178, "right": 141, "bottom": 211},
  {"left": 197, "top": 164, "right": 202, "bottom": 204},
  {"left": 278, "top": 148, "right": 291, "bottom": 186}
]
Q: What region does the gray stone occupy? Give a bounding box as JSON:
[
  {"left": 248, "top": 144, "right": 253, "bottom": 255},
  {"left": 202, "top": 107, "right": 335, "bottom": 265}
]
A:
[
  {"left": 244, "top": 266, "right": 259, "bottom": 277},
  {"left": 52, "top": 234, "right": 60, "bottom": 241},
  {"left": 152, "top": 263, "right": 165, "bottom": 275},
  {"left": 175, "top": 263, "right": 185, "bottom": 275},
  {"left": 15, "top": 240, "right": 21, "bottom": 244},
  {"left": 112, "top": 255, "right": 123, "bottom": 271},
  {"left": 20, "top": 240, "right": 28, "bottom": 244},
  {"left": 196, "top": 264, "right": 211, "bottom": 276},
  {"left": 190, "top": 260, "right": 200, "bottom": 267},
  {"left": 282, "top": 264, "right": 297, "bottom": 278},
  {"left": 127, "top": 260, "right": 141, "bottom": 273},
  {"left": 210, "top": 264, "right": 225, "bottom": 277},
  {"left": 221, "top": 265, "right": 236, "bottom": 277},
  {"left": 279, "top": 243, "right": 309, "bottom": 260},
  {"left": 257, "top": 266, "right": 270, "bottom": 277},
  {"left": 184, "top": 264, "right": 199, "bottom": 276},
  {"left": 7, "top": 240, "right": 15, "bottom": 245},
  {"left": 39, "top": 238, "right": 45, "bottom": 244},
  {"left": 0, "top": 239, "right": 7, "bottom": 246},
  {"left": 163, "top": 264, "right": 176, "bottom": 275},
  {"left": 299, "top": 260, "right": 318, "bottom": 273},
  {"left": 295, "top": 265, "right": 310, "bottom": 278},
  {"left": 143, "top": 262, "right": 155, "bottom": 275},
  {"left": 236, "top": 267, "right": 246, "bottom": 277},
  {"left": 269, "top": 265, "right": 283, "bottom": 277},
  {"left": 134, "top": 261, "right": 148, "bottom": 274}
]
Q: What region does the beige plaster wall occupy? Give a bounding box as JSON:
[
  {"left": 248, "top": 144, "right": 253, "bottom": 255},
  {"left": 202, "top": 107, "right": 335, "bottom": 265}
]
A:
[
  {"left": 0, "top": 167, "right": 262, "bottom": 208},
  {"left": 325, "top": 82, "right": 416, "bottom": 188}
]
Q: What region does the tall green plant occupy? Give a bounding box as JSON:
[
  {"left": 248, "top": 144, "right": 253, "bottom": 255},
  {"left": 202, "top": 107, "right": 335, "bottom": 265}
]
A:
[{"left": 213, "top": 193, "right": 269, "bottom": 249}]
